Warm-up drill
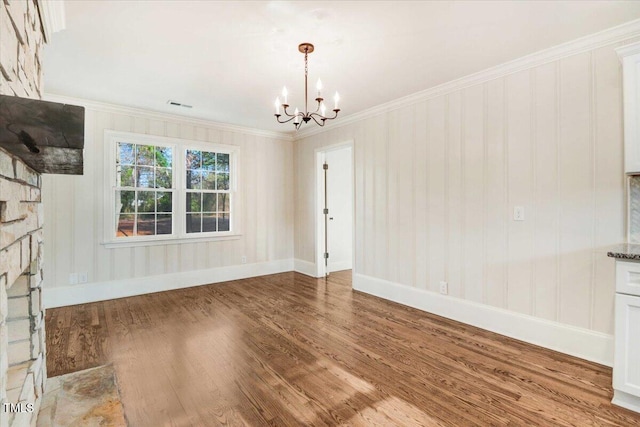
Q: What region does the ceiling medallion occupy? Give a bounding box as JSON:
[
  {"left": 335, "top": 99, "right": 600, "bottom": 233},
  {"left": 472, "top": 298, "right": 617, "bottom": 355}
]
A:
[{"left": 274, "top": 43, "right": 340, "bottom": 131}]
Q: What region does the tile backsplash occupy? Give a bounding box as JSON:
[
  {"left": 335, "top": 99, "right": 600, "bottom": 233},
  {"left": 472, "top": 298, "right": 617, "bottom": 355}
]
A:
[{"left": 629, "top": 175, "right": 640, "bottom": 243}]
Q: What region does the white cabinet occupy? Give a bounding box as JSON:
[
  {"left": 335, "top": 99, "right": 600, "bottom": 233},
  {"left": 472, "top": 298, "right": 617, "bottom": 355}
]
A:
[
  {"left": 617, "top": 43, "right": 640, "bottom": 174},
  {"left": 612, "top": 260, "right": 640, "bottom": 413}
]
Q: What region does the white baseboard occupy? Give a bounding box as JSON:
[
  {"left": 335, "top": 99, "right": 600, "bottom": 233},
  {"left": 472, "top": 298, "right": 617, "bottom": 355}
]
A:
[
  {"left": 294, "top": 258, "right": 318, "bottom": 277},
  {"left": 613, "top": 390, "right": 640, "bottom": 413},
  {"left": 44, "top": 259, "right": 294, "bottom": 308},
  {"left": 353, "top": 273, "right": 614, "bottom": 367}
]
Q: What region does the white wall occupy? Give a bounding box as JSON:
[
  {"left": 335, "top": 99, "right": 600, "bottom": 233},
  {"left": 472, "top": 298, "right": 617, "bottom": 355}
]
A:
[
  {"left": 294, "top": 39, "right": 634, "bottom": 362},
  {"left": 43, "top": 100, "right": 294, "bottom": 305}
]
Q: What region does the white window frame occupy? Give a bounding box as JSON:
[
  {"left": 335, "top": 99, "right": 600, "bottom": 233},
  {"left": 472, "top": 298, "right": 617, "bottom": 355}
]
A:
[{"left": 103, "top": 130, "right": 240, "bottom": 248}]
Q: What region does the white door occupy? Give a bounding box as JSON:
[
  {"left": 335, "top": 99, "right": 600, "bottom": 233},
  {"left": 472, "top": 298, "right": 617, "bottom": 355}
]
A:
[
  {"left": 324, "top": 147, "right": 353, "bottom": 273},
  {"left": 613, "top": 293, "right": 640, "bottom": 397}
]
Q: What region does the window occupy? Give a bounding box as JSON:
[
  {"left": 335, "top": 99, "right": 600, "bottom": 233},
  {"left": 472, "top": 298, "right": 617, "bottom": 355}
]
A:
[
  {"left": 185, "top": 149, "right": 231, "bottom": 233},
  {"left": 105, "top": 131, "right": 238, "bottom": 246}
]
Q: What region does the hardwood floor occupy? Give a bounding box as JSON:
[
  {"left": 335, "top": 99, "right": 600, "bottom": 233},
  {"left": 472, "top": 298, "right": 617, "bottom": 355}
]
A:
[{"left": 46, "top": 271, "right": 640, "bottom": 426}]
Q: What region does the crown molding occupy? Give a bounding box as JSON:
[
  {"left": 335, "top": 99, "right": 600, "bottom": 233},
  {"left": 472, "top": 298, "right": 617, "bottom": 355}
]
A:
[
  {"left": 616, "top": 41, "right": 640, "bottom": 59},
  {"left": 37, "top": 0, "right": 66, "bottom": 43},
  {"left": 43, "top": 93, "right": 294, "bottom": 141},
  {"left": 296, "top": 18, "right": 640, "bottom": 140}
]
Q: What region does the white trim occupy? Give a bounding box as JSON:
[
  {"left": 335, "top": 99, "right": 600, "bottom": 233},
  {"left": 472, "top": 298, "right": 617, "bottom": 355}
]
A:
[
  {"left": 616, "top": 41, "right": 640, "bottom": 60},
  {"left": 296, "top": 19, "right": 640, "bottom": 139},
  {"left": 43, "top": 259, "right": 294, "bottom": 308},
  {"left": 612, "top": 390, "right": 640, "bottom": 413},
  {"left": 102, "top": 234, "right": 242, "bottom": 249},
  {"left": 37, "top": 0, "right": 66, "bottom": 43},
  {"left": 43, "top": 94, "right": 293, "bottom": 141},
  {"left": 314, "top": 141, "right": 355, "bottom": 278},
  {"left": 294, "top": 259, "right": 318, "bottom": 277},
  {"left": 353, "top": 273, "right": 614, "bottom": 367}
]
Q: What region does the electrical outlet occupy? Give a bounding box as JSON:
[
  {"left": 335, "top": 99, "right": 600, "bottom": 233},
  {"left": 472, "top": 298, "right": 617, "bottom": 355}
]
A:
[
  {"left": 439, "top": 281, "right": 448, "bottom": 295},
  {"left": 79, "top": 272, "right": 88, "bottom": 284},
  {"left": 514, "top": 206, "right": 525, "bottom": 221},
  {"left": 241, "top": 256, "right": 247, "bottom": 264},
  {"left": 69, "top": 273, "right": 78, "bottom": 285}
]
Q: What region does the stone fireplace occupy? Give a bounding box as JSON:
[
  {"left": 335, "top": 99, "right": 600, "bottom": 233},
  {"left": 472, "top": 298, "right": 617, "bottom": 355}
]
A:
[
  {"left": 1, "top": 151, "right": 45, "bottom": 426},
  {"left": 1, "top": 2, "right": 81, "bottom": 427}
]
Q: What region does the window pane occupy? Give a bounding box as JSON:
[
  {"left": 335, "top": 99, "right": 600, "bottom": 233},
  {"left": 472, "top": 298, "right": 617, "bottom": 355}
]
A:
[
  {"left": 156, "top": 168, "right": 172, "bottom": 189},
  {"left": 117, "top": 165, "right": 135, "bottom": 187},
  {"left": 203, "top": 193, "right": 216, "bottom": 212},
  {"left": 116, "top": 214, "right": 134, "bottom": 237},
  {"left": 202, "top": 152, "right": 216, "bottom": 170},
  {"left": 136, "top": 145, "right": 155, "bottom": 166},
  {"left": 137, "top": 214, "right": 156, "bottom": 236},
  {"left": 186, "top": 150, "right": 201, "bottom": 170},
  {"left": 216, "top": 172, "right": 229, "bottom": 190},
  {"left": 202, "top": 171, "right": 216, "bottom": 190},
  {"left": 155, "top": 147, "right": 173, "bottom": 167},
  {"left": 156, "top": 192, "right": 172, "bottom": 213},
  {"left": 186, "top": 193, "right": 201, "bottom": 213},
  {"left": 186, "top": 214, "right": 202, "bottom": 233},
  {"left": 117, "top": 190, "right": 135, "bottom": 213},
  {"left": 118, "top": 143, "right": 135, "bottom": 165},
  {"left": 137, "top": 191, "right": 156, "bottom": 213},
  {"left": 217, "top": 193, "right": 229, "bottom": 212},
  {"left": 187, "top": 170, "right": 201, "bottom": 189},
  {"left": 137, "top": 166, "right": 154, "bottom": 188},
  {"left": 157, "top": 214, "right": 172, "bottom": 235},
  {"left": 216, "top": 153, "right": 229, "bottom": 172},
  {"left": 202, "top": 213, "right": 217, "bottom": 232},
  {"left": 218, "top": 212, "right": 230, "bottom": 232}
]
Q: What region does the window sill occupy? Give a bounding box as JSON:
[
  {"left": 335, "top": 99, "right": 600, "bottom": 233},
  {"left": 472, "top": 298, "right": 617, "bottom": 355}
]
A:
[{"left": 102, "top": 234, "right": 242, "bottom": 249}]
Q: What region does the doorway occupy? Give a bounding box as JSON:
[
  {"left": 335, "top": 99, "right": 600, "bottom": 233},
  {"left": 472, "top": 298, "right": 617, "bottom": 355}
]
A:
[{"left": 315, "top": 143, "right": 353, "bottom": 277}]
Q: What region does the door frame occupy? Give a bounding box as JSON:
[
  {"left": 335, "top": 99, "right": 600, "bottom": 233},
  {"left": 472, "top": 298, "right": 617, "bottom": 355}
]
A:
[{"left": 314, "top": 140, "right": 355, "bottom": 278}]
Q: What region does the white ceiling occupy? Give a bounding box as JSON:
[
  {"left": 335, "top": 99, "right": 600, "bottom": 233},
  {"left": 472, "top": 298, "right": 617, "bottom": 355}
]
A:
[{"left": 43, "top": 1, "right": 640, "bottom": 134}]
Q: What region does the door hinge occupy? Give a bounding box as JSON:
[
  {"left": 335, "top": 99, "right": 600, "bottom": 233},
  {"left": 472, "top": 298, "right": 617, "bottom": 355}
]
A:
[
  {"left": 323, "top": 163, "right": 328, "bottom": 170},
  {"left": 323, "top": 208, "right": 329, "bottom": 214},
  {"left": 324, "top": 252, "right": 329, "bottom": 259}
]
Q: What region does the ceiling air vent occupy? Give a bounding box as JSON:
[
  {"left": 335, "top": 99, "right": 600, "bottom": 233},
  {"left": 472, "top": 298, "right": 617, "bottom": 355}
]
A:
[{"left": 167, "top": 100, "right": 193, "bottom": 109}]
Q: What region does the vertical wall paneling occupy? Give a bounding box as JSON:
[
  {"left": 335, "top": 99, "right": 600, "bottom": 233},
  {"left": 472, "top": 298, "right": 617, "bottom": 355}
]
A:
[
  {"left": 485, "top": 78, "right": 507, "bottom": 309},
  {"left": 533, "top": 62, "right": 560, "bottom": 322},
  {"left": 506, "top": 70, "right": 533, "bottom": 315},
  {"left": 447, "top": 92, "right": 463, "bottom": 298},
  {"left": 374, "top": 115, "right": 388, "bottom": 280},
  {"left": 44, "top": 105, "right": 293, "bottom": 296},
  {"left": 559, "top": 53, "right": 593, "bottom": 329},
  {"left": 463, "top": 85, "right": 485, "bottom": 303},
  {"left": 414, "top": 102, "right": 428, "bottom": 290},
  {"left": 426, "top": 97, "right": 446, "bottom": 294},
  {"left": 294, "top": 39, "right": 629, "bottom": 337},
  {"left": 593, "top": 46, "right": 624, "bottom": 334},
  {"left": 386, "top": 110, "right": 399, "bottom": 284}
]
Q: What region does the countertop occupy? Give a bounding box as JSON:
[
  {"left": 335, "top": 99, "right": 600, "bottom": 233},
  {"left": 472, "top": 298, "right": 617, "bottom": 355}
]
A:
[{"left": 607, "top": 243, "right": 640, "bottom": 260}]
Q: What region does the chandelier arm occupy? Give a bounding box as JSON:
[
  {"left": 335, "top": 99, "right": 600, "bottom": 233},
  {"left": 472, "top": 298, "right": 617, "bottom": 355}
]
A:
[
  {"left": 275, "top": 114, "right": 297, "bottom": 124},
  {"left": 281, "top": 105, "right": 298, "bottom": 117},
  {"left": 309, "top": 115, "right": 326, "bottom": 127}
]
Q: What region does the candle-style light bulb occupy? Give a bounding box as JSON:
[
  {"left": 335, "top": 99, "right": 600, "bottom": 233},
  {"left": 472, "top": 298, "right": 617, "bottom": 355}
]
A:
[
  {"left": 320, "top": 102, "right": 326, "bottom": 117},
  {"left": 316, "top": 79, "right": 323, "bottom": 97},
  {"left": 294, "top": 108, "right": 299, "bottom": 124},
  {"left": 282, "top": 86, "right": 288, "bottom": 104},
  {"left": 334, "top": 91, "right": 340, "bottom": 110},
  {"left": 274, "top": 97, "right": 280, "bottom": 115}
]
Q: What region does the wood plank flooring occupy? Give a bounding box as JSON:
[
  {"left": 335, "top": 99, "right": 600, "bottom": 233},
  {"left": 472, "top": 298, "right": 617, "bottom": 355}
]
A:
[{"left": 45, "top": 271, "right": 640, "bottom": 426}]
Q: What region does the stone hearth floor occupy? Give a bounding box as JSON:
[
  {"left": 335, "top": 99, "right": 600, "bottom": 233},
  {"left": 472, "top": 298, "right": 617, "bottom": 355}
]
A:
[{"left": 37, "top": 364, "right": 127, "bottom": 427}]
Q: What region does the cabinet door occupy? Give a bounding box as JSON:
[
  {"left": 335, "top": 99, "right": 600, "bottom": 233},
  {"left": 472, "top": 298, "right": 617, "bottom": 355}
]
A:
[
  {"left": 614, "top": 293, "right": 640, "bottom": 396},
  {"left": 621, "top": 51, "right": 640, "bottom": 173}
]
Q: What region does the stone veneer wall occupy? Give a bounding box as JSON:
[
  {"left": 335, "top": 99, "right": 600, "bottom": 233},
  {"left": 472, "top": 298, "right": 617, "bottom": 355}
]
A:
[{"left": 0, "top": 1, "right": 48, "bottom": 426}]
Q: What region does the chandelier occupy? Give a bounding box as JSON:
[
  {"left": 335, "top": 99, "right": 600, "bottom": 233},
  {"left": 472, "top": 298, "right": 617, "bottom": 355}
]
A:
[{"left": 274, "top": 43, "right": 340, "bottom": 130}]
